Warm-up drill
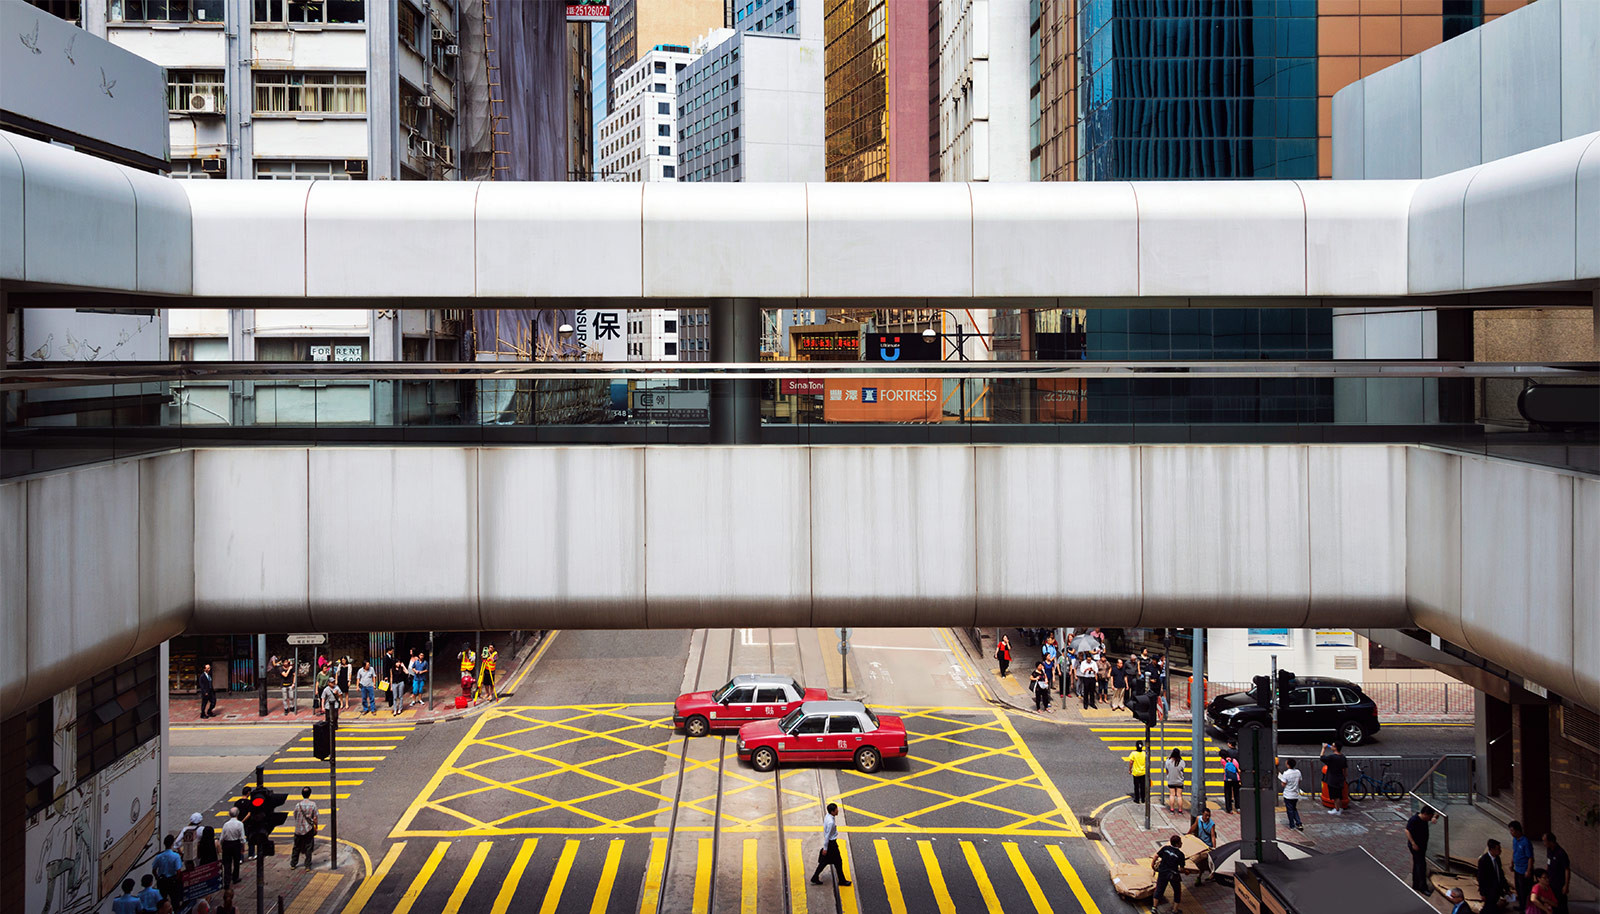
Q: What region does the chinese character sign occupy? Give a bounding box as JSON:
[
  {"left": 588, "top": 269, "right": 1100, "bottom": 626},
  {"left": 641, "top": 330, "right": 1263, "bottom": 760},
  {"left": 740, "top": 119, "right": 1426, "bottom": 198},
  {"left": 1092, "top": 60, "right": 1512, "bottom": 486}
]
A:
[{"left": 575, "top": 309, "right": 626, "bottom": 361}]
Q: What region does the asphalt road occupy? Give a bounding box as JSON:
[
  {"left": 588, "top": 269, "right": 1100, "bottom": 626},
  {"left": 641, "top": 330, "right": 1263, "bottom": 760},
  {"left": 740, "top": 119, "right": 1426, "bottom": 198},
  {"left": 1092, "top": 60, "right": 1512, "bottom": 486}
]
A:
[{"left": 244, "top": 628, "right": 1472, "bottom": 914}]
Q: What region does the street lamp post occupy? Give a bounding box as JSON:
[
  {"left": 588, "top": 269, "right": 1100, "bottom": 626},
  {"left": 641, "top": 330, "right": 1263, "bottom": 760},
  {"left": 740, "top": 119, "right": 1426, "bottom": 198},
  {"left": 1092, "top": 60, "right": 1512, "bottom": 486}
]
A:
[{"left": 920, "top": 312, "right": 995, "bottom": 362}]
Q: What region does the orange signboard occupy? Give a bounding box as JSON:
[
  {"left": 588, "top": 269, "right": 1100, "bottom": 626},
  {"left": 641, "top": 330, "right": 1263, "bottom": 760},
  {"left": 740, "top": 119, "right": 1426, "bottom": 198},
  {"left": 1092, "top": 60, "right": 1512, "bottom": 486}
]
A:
[
  {"left": 821, "top": 378, "right": 944, "bottom": 423},
  {"left": 1039, "top": 378, "right": 1085, "bottom": 422}
]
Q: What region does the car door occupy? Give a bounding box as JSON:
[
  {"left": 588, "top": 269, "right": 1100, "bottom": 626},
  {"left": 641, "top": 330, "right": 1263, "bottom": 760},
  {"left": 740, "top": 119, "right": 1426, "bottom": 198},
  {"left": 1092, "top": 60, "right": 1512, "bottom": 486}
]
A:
[
  {"left": 718, "top": 686, "right": 756, "bottom": 727},
  {"left": 827, "top": 714, "right": 866, "bottom": 761},
  {"left": 1310, "top": 687, "right": 1344, "bottom": 733},
  {"left": 1280, "top": 688, "right": 1313, "bottom": 733},
  {"left": 790, "top": 714, "right": 828, "bottom": 760},
  {"left": 754, "top": 687, "right": 786, "bottom": 720}
]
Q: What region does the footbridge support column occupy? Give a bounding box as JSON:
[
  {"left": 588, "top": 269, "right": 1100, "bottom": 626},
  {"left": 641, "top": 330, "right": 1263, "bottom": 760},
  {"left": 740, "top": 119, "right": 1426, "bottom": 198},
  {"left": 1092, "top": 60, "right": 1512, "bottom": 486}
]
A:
[{"left": 710, "top": 298, "right": 760, "bottom": 445}]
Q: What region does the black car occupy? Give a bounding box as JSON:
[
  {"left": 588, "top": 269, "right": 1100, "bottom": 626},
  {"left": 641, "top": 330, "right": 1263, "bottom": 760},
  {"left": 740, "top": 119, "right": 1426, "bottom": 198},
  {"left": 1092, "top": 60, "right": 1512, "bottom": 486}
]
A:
[{"left": 1206, "top": 676, "right": 1380, "bottom": 746}]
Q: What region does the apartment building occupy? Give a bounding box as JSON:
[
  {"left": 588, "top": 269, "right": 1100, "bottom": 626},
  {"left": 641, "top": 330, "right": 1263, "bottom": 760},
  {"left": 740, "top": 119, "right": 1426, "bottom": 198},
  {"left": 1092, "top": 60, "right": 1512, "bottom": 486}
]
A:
[
  {"left": 627, "top": 309, "right": 681, "bottom": 361},
  {"left": 597, "top": 43, "right": 696, "bottom": 181},
  {"left": 605, "top": 0, "right": 725, "bottom": 112}
]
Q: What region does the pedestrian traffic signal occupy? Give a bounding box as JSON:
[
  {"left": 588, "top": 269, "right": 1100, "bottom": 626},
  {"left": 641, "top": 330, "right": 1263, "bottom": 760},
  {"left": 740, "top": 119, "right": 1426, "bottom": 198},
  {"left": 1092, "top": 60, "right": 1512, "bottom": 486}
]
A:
[
  {"left": 1130, "top": 692, "right": 1158, "bottom": 726},
  {"left": 312, "top": 720, "right": 332, "bottom": 760},
  {"left": 244, "top": 787, "right": 289, "bottom": 855},
  {"left": 1250, "top": 675, "right": 1272, "bottom": 707}
]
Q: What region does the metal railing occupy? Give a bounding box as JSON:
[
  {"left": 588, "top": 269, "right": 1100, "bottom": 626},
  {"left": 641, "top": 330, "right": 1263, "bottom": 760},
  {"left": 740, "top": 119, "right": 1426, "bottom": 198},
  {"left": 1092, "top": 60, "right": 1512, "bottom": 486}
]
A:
[{"left": 1281, "top": 754, "right": 1475, "bottom": 804}]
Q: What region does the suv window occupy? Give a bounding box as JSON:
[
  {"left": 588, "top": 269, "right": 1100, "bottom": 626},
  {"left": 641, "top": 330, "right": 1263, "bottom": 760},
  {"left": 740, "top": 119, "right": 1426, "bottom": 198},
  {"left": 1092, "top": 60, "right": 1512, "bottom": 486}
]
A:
[
  {"left": 1335, "top": 687, "right": 1361, "bottom": 705},
  {"left": 793, "top": 716, "right": 827, "bottom": 734},
  {"left": 724, "top": 686, "right": 754, "bottom": 704},
  {"left": 828, "top": 715, "right": 863, "bottom": 733},
  {"left": 1312, "top": 687, "right": 1344, "bottom": 705},
  {"left": 755, "top": 688, "right": 784, "bottom": 703},
  {"left": 1286, "top": 688, "right": 1312, "bottom": 707}
]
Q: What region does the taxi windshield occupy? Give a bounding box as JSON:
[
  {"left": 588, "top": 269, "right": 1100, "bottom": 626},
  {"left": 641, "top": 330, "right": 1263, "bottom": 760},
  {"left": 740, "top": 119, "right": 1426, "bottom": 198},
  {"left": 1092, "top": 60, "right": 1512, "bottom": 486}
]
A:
[
  {"left": 779, "top": 709, "right": 805, "bottom": 732},
  {"left": 863, "top": 707, "right": 880, "bottom": 729},
  {"left": 712, "top": 680, "right": 737, "bottom": 703}
]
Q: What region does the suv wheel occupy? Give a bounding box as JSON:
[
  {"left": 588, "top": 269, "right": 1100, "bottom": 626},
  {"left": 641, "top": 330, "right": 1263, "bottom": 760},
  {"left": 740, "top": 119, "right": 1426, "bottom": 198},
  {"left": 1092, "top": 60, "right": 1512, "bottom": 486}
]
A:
[
  {"left": 854, "top": 746, "right": 881, "bottom": 774},
  {"left": 685, "top": 715, "right": 709, "bottom": 738},
  {"left": 1339, "top": 721, "right": 1365, "bottom": 746},
  {"left": 751, "top": 746, "right": 777, "bottom": 772}
]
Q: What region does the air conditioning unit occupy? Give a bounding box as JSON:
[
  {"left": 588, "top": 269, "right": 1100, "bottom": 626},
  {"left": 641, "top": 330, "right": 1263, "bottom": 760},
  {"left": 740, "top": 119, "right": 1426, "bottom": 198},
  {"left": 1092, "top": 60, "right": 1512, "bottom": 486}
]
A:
[
  {"left": 431, "top": 28, "right": 445, "bottom": 41},
  {"left": 444, "top": 43, "right": 459, "bottom": 56},
  {"left": 415, "top": 95, "right": 432, "bottom": 108},
  {"left": 418, "top": 140, "right": 435, "bottom": 158},
  {"left": 439, "top": 146, "right": 455, "bottom": 167},
  {"left": 200, "top": 158, "right": 226, "bottom": 176},
  {"left": 186, "top": 93, "right": 219, "bottom": 114},
  {"left": 343, "top": 159, "right": 367, "bottom": 177}
]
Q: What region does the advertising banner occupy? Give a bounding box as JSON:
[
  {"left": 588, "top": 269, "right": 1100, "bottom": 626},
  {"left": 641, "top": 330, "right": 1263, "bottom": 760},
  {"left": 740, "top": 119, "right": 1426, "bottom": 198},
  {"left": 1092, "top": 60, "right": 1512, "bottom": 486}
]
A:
[
  {"left": 821, "top": 379, "right": 943, "bottom": 423},
  {"left": 779, "top": 379, "right": 826, "bottom": 395},
  {"left": 574, "top": 309, "right": 626, "bottom": 361},
  {"left": 1246, "top": 629, "right": 1292, "bottom": 648},
  {"left": 1314, "top": 629, "right": 1357, "bottom": 648},
  {"left": 866, "top": 333, "right": 940, "bottom": 362},
  {"left": 566, "top": 4, "right": 610, "bottom": 20},
  {"left": 1039, "top": 378, "right": 1085, "bottom": 422},
  {"left": 634, "top": 389, "right": 709, "bottom": 422}
]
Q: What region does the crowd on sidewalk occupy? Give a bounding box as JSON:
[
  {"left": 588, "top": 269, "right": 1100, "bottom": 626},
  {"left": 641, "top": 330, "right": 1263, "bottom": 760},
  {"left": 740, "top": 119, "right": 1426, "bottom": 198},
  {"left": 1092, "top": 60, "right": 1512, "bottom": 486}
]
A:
[{"left": 995, "top": 628, "right": 1171, "bottom": 716}]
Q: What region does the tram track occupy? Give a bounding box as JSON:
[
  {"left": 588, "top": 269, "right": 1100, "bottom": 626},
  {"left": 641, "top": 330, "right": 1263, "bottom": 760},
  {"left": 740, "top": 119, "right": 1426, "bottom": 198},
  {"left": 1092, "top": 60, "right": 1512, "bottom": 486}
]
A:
[{"left": 654, "top": 628, "right": 736, "bottom": 914}]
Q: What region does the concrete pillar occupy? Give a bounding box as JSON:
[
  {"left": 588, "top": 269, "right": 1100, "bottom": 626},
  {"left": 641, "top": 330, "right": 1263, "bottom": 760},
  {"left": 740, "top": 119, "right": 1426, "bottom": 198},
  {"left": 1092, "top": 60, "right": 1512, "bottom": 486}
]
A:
[
  {"left": 224, "top": 0, "right": 252, "bottom": 178},
  {"left": 367, "top": 0, "right": 400, "bottom": 179},
  {"left": 710, "top": 299, "right": 759, "bottom": 445}
]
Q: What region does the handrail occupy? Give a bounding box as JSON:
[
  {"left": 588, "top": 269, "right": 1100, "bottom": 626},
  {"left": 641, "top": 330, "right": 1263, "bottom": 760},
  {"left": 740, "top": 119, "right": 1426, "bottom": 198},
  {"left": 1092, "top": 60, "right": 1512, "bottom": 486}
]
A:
[
  {"left": 1408, "top": 753, "right": 1476, "bottom": 796},
  {"left": 3, "top": 359, "right": 1596, "bottom": 391}
]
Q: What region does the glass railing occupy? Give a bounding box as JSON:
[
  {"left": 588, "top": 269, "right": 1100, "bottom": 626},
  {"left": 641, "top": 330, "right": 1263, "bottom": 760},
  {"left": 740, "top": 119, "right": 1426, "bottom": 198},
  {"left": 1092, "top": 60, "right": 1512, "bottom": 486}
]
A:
[{"left": 4, "top": 361, "right": 1595, "bottom": 478}]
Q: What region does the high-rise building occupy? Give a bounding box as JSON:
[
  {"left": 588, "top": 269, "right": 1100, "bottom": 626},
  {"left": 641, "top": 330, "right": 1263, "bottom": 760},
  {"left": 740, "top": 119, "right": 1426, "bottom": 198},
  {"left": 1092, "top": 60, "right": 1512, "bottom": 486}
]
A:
[
  {"left": 569, "top": 22, "right": 593, "bottom": 180},
  {"left": 606, "top": 0, "right": 726, "bottom": 112},
  {"left": 823, "top": 0, "right": 933, "bottom": 182},
  {"left": 628, "top": 309, "right": 682, "bottom": 361},
  {"left": 936, "top": 0, "right": 1028, "bottom": 182},
  {"left": 591, "top": 21, "right": 609, "bottom": 171},
  {"left": 598, "top": 44, "right": 697, "bottom": 181}
]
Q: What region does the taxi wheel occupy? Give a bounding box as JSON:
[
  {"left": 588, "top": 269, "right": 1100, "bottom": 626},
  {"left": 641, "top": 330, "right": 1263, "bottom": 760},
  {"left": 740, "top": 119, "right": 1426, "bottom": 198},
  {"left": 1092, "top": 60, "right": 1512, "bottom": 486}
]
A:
[
  {"left": 751, "top": 747, "right": 777, "bottom": 772},
  {"left": 854, "top": 746, "right": 881, "bottom": 774},
  {"left": 685, "top": 716, "right": 710, "bottom": 738}
]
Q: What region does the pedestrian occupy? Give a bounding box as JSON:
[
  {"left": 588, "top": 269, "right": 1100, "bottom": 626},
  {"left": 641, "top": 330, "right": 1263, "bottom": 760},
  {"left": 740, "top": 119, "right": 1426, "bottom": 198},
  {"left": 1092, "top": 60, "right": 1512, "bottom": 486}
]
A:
[
  {"left": 151, "top": 834, "right": 184, "bottom": 903},
  {"left": 1478, "top": 839, "right": 1509, "bottom": 912},
  {"left": 1278, "top": 758, "right": 1304, "bottom": 831},
  {"left": 194, "top": 814, "right": 218, "bottom": 866},
  {"left": 178, "top": 812, "right": 204, "bottom": 868},
  {"left": 810, "top": 802, "right": 851, "bottom": 887},
  {"left": 1448, "top": 888, "right": 1472, "bottom": 914},
  {"left": 138, "top": 874, "right": 163, "bottom": 912},
  {"left": 314, "top": 661, "right": 330, "bottom": 707},
  {"left": 1096, "top": 651, "right": 1111, "bottom": 704},
  {"left": 1077, "top": 652, "right": 1099, "bottom": 710},
  {"left": 357, "top": 660, "right": 377, "bottom": 714},
  {"left": 1405, "top": 805, "right": 1437, "bottom": 895},
  {"left": 1188, "top": 808, "right": 1217, "bottom": 884},
  {"left": 1165, "top": 749, "right": 1186, "bottom": 813},
  {"left": 113, "top": 879, "right": 143, "bottom": 914},
  {"left": 1110, "top": 659, "right": 1129, "bottom": 711},
  {"left": 410, "top": 650, "right": 428, "bottom": 707},
  {"left": 1222, "top": 753, "right": 1240, "bottom": 814},
  {"left": 220, "top": 808, "right": 245, "bottom": 885},
  {"left": 198, "top": 662, "right": 216, "bottom": 719},
  {"left": 336, "top": 659, "right": 351, "bottom": 710},
  {"left": 1151, "top": 834, "right": 1186, "bottom": 912},
  {"left": 996, "top": 635, "right": 1012, "bottom": 678},
  {"left": 1124, "top": 740, "right": 1149, "bottom": 804},
  {"left": 1031, "top": 662, "right": 1050, "bottom": 712},
  {"left": 1542, "top": 833, "right": 1570, "bottom": 914},
  {"left": 1319, "top": 742, "right": 1349, "bottom": 813},
  {"left": 481, "top": 645, "right": 499, "bottom": 701},
  {"left": 290, "top": 786, "right": 318, "bottom": 868},
  {"left": 215, "top": 889, "right": 239, "bottom": 914},
  {"left": 390, "top": 652, "right": 408, "bottom": 715},
  {"left": 279, "top": 658, "right": 297, "bottom": 715},
  {"left": 320, "top": 674, "right": 342, "bottom": 728},
  {"left": 1528, "top": 869, "right": 1558, "bottom": 914},
  {"left": 1509, "top": 821, "right": 1534, "bottom": 907}
]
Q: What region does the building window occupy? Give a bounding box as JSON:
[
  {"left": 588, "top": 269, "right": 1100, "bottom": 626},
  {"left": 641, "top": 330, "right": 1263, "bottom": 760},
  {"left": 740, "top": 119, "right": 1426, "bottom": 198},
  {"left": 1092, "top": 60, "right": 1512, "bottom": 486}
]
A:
[
  {"left": 167, "top": 158, "right": 222, "bottom": 179},
  {"left": 398, "top": 3, "right": 421, "bottom": 50},
  {"left": 76, "top": 647, "right": 160, "bottom": 783},
  {"left": 110, "top": 0, "right": 224, "bottom": 22},
  {"left": 654, "top": 61, "right": 666, "bottom": 73},
  {"left": 663, "top": 342, "right": 677, "bottom": 356},
  {"left": 167, "top": 69, "right": 225, "bottom": 113},
  {"left": 254, "top": 160, "right": 354, "bottom": 181},
  {"left": 663, "top": 165, "right": 675, "bottom": 178},
  {"left": 658, "top": 124, "right": 670, "bottom": 136},
  {"left": 254, "top": 0, "right": 364, "bottom": 23},
  {"left": 658, "top": 101, "right": 670, "bottom": 114},
  {"left": 431, "top": 33, "right": 457, "bottom": 76},
  {"left": 658, "top": 145, "right": 671, "bottom": 155},
  {"left": 654, "top": 82, "right": 666, "bottom": 92},
  {"left": 664, "top": 319, "right": 677, "bottom": 333},
  {"left": 254, "top": 72, "right": 367, "bottom": 114}
]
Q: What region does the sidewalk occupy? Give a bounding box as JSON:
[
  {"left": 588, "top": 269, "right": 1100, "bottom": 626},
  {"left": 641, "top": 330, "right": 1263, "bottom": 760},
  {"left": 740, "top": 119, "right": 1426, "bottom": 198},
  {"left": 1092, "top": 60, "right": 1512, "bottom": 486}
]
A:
[
  {"left": 200, "top": 837, "right": 362, "bottom": 914},
  {"left": 170, "top": 632, "right": 547, "bottom": 727}
]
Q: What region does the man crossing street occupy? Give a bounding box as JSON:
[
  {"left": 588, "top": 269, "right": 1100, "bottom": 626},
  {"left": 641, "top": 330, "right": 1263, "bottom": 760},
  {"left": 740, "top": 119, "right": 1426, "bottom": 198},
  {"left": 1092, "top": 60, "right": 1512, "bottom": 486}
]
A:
[{"left": 810, "top": 802, "right": 851, "bottom": 887}]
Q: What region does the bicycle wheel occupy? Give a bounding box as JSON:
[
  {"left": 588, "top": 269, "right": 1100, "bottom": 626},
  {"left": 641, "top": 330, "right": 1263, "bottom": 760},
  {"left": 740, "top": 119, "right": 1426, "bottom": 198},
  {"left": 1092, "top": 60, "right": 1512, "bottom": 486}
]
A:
[
  {"left": 1381, "top": 779, "right": 1405, "bottom": 801},
  {"left": 1349, "top": 781, "right": 1371, "bottom": 803}
]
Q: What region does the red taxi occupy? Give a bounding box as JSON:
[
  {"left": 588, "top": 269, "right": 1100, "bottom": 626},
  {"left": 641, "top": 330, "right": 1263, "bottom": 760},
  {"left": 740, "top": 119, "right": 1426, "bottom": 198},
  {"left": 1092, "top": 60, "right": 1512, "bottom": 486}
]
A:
[
  {"left": 736, "top": 700, "right": 909, "bottom": 774},
  {"left": 673, "top": 674, "right": 829, "bottom": 738}
]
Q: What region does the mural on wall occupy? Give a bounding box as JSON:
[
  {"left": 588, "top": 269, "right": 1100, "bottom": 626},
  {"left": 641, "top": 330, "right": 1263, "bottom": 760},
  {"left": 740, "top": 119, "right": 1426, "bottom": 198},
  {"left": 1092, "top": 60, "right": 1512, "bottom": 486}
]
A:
[{"left": 26, "top": 740, "right": 161, "bottom": 914}]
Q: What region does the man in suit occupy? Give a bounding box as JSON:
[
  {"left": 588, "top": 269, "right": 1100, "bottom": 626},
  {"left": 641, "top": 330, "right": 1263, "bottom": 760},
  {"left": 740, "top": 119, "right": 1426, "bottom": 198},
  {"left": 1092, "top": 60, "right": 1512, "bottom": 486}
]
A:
[
  {"left": 198, "top": 663, "right": 217, "bottom": 718},
  {"left": 1478, "top": 839, "right": 1509, "bottom": 911}
]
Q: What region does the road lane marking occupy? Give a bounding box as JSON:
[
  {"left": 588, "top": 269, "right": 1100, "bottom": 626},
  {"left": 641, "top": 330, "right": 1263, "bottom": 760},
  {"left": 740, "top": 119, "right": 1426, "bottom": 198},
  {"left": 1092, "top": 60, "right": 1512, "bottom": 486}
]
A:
[
  {"left": 874, "top": 839, "right": 908, "bottom": 914},
  {"left": 640, "top": 837, "right": 668, "bottom": 914},
  {"left": 786, "top": 838, "right": 809, "bottom": 914},
  {"left": 1004, "top": 842, "right": 1054, "bottom": 913},
  {"left": 339, "top": 840, "right": 404, "bottom": 914},
  {"left": 393, "top": 841, "right": 449, "bottom": 914},
  {"left": 442, "top": 840, "right": 493, "bottom": 914},
  {"left": 959, "top": 840, "right": 1004, "bottom": 914},
  {"left": 490, "top": 838, "right": 538, "bottom": 914},
  {"left": 742, "top": 838, "right": 759, "bottom": 914},
  {"left": 916, "top": 840, "right": 957, "bottom": 914},
  {"left": 838, "top": 839, "right": 860, "bottom": 914},
  {"left": 592, "top": 839, "right": 627, "bottom": 914},
  {"left": 265, "top": 767, "right": 376, "bottom": 774},
  {"left": 538, "top": 839, "right": 581, "bottom": 914},
  {"left": 937, "top": 628, "right": 993, "bottom": 701},
  {"left": 501, "top": 630, "right": 560, "bottom": 699},
  {"left": 693, "top": 838, "right": 713, "bottom": 914},
  {"left": 1047, "top": 844, "right": 1103, "bottom": 914}
]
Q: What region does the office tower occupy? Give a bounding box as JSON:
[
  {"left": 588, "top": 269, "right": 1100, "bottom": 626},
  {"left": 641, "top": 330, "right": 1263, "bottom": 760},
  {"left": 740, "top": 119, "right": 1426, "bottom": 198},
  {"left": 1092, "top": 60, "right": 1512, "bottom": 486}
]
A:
[
  {"left": 823, "top": 0, "right": 934, "bottom": 182},
  {"left": 598, "top": 44, "right": 697, "bottom": 181},
  {"left": 936, "top": 0, "right": 1028, "bottom": 181},
  {"left": 606, "top": 0, "right": 727, "bottom": 112}
]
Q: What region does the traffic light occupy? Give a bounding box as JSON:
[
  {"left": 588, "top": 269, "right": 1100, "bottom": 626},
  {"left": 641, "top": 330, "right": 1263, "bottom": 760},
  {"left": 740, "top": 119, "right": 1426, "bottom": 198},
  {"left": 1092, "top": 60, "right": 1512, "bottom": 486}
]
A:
[
  {"left": 1130, "top": 692, "right": 1158, "bottom": 727},
  {"left": 244, "top": 787, "right": 289, "bottom": 856},
  {"left": 1250, "top": 675, "right": 1272, "bottom": 707},
  {"left": 1277, "top": 669, "right": 1296, "bottom": 695},
  {"left": 312, "top": 721, "right": 332, "bottom": 760}
]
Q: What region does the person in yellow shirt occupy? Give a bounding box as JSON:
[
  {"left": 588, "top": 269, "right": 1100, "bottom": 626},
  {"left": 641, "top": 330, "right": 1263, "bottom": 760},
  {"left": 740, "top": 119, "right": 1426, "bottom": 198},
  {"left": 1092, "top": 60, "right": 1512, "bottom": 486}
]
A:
[
  {"left": 479, "top": 645, "right": 498, "bottom": 701},
  {"left": 1124, "top": 740, "right": 1149, "bottom": 805}
]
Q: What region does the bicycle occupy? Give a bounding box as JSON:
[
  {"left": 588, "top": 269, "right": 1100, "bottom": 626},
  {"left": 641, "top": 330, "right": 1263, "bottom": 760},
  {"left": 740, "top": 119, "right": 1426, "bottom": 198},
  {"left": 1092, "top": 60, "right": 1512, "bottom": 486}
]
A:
[{"left": 1348, "top": 761, "right": 1406, "bottom": 801}]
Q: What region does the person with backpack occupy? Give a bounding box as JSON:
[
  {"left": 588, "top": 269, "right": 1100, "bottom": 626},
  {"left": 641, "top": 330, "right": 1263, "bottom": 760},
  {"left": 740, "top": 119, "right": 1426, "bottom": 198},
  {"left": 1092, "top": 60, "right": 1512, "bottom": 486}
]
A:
[
  {"left": 1222, "top": 754, "right": 1241, "bottom": 814},
  {"left": 996, "top": 635, "right": 1012, "bottom": 678}
]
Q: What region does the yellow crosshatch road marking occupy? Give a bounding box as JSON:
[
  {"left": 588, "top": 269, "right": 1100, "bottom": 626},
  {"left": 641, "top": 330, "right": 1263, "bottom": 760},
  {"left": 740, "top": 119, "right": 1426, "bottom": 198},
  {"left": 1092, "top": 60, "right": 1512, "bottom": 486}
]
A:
[{"left": 394, "top": 705, "right": 1082, "bottom": 838}]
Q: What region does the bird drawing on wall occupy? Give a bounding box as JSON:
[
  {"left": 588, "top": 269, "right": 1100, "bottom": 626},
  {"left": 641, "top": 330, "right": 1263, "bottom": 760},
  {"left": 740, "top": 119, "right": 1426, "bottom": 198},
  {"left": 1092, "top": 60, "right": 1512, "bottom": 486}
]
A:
[
  {"left": 27, "top": 334, "right": 53, "bottom": 361},
  {"left": 99, "top": 66, "right": 116, "bottom": 98},
  {"left": 65, "top": 32, "right": 76, "bottom": 65},
  {"left": 19, "top": 20, "right": 40, "bottom": 54}
]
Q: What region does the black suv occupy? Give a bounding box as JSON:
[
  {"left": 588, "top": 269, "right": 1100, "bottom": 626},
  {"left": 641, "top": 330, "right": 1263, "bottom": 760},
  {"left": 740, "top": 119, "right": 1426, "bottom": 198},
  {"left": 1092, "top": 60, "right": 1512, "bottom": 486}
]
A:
[{"left": 1206, "top": 676, "right": 1380, "bottom": 746}]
